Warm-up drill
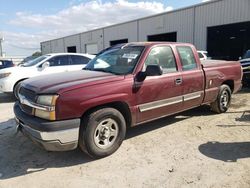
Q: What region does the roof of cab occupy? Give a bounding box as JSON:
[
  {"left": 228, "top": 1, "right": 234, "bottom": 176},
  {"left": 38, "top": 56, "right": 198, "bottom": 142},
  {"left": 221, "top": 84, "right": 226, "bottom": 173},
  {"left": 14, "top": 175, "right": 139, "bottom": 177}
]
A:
[{"left": 125, "top": 42, "right": 192, "bottom": 47}]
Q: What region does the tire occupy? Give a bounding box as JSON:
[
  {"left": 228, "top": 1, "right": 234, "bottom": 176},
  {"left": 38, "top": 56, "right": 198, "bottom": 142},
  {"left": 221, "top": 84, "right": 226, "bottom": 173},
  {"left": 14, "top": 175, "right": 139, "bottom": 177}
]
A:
[
  {"left": 210, "top": 84, "right": 232, "bottom": 113},
  {"left": 13, "top": 81, "right": 23, "bottom": 100},
  {"left": 79, "top": 107, "right": 126, "bottom": 159}
]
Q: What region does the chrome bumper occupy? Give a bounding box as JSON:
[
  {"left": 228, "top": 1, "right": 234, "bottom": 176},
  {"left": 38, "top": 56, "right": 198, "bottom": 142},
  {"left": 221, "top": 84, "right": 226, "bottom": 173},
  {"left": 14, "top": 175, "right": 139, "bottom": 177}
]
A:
[
  {"left": 14, "top": 103, "right": 80, "bottom": 151},
  {"left": 16, "top": 119, "right": 79, "bottom": 151}
]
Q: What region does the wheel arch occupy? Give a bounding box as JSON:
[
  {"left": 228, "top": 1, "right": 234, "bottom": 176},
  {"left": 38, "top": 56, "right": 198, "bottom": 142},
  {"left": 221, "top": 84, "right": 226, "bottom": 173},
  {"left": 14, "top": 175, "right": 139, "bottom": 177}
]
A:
[
  {"left": 13, "top": 78, "right": 28, "bottom": 90},
  {"left": 81, "top": 101, "right": 132, "bottom": 128},
  {"left": 222, "top": 80, "right": 234, "bottom": 93}
]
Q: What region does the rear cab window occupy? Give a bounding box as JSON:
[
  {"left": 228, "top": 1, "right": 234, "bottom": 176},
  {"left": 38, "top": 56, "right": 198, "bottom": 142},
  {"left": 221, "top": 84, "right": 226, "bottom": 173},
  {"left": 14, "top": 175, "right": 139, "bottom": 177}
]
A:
[
  {"left": 177, "top": 46, "right": 197, "bottom": 71},
  {"left": 144, "top": 46, "right": 178, "bottom": 74}
]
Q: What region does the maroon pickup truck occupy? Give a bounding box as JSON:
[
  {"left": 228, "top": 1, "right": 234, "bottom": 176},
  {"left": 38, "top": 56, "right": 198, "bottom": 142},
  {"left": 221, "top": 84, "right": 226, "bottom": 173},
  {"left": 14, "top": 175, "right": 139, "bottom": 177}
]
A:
[{"left": 14, "top": 42, "right": 242, "bottom": 158}]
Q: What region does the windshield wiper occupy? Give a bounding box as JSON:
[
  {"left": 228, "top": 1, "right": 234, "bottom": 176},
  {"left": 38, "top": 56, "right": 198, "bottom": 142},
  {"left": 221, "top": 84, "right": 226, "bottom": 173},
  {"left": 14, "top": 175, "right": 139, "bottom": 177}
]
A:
[
  {"left": 82, "top": 67, "right": 93, "bottom": 71},
  {"left": 93, "top": 68, "right": 122, "bottom": 75},
  {"left": 93, "top": 68, "right": 114, "bottom": 74},
  {"left": 83, "top": 67, "right": 120, "bottom": 75}
]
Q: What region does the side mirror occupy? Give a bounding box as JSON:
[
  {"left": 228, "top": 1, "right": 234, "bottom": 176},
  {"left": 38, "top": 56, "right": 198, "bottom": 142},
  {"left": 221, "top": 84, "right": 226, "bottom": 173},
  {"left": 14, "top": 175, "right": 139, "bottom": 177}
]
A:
[
  {"left": 145, "top": 65, "right": 163, "bottom": 76},
  {"left": 41, "top": 61, "right": 50, "bottom": 70},
  {"left": 136, "top": 65, "right": 163, "bottom": 82},
  {"left": 239, "top": 56, "right": 242, "bottom": 60}
]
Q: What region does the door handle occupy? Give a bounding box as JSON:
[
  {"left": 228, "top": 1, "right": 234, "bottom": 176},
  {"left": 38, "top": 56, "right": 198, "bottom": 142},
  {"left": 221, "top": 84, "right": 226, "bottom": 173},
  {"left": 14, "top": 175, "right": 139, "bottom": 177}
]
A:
[{"left": 175, "top": 78, "right": 182, "bottom": 85}]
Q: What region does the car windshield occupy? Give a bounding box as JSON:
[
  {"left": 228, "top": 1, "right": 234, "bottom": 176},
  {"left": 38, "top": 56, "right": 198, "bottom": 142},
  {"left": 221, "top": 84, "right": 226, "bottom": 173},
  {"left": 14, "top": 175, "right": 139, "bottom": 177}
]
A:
[
  {"left": 84, "top": 46, "right": 145, "bottom": 75},
  {"left": 22, "top": 55, "right": 49, "bottom": 67},
  {"left": 243, "top": 50, "right": 250, "bottom": 59}
]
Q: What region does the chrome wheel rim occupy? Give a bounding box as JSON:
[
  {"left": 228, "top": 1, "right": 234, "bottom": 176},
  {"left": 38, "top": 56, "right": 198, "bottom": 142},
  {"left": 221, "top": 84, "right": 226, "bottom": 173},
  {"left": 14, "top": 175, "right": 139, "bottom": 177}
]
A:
[
  {"left": 220, "top": 90, "right": 229, "bottom": 108},
  {"left": 94, "top": 118, "right": 119, "bottom": 149}
]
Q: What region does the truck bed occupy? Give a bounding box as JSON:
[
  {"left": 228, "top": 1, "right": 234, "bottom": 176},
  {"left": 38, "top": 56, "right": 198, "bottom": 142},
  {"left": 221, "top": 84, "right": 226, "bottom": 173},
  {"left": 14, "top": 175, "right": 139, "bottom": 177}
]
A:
[
  {"left": 201, "top": 59, "right": 242, "bottom": 105},
  {"left": 201, "top": 59, "right": 240, "bottom": 68}
]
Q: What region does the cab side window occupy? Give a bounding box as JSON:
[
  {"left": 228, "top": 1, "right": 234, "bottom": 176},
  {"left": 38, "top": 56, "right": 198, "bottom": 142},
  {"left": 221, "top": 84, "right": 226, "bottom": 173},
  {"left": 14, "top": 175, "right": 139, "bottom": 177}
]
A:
[
  {"left": 48, "top": 56, "right": 69, "bottom": 66},
  {"left": 177, "top": 46, "right": 197, "bottom": 71},
  {"left": 144, "top": 46, "right": 177, "bottom": 74}
]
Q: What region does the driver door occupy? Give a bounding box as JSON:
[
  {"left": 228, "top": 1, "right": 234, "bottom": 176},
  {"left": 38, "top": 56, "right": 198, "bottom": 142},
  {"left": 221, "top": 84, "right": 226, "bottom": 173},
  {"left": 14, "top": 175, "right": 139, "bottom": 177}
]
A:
[{"left": 135, "top": 45, "right": 183, "bottom": 123}]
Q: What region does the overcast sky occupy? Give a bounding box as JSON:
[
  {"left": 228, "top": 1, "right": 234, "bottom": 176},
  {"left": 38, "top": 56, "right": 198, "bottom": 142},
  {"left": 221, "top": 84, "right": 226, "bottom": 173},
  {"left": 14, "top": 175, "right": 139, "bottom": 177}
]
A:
[{"left": 0, "top": 0, "right": 210, "bottom": 57}]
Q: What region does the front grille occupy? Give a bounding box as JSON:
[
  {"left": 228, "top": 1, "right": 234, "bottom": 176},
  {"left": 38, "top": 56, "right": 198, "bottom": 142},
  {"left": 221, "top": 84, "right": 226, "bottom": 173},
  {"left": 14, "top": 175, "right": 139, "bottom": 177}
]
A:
[
  {"left": 20, "top": 104, "right": 33, "bottom": 115},
  {"left": 18, "top": 87, "right": 36, "bottom": 115},
  {"left": 19, "top": 87, "right": 37, "bottom": 102}
]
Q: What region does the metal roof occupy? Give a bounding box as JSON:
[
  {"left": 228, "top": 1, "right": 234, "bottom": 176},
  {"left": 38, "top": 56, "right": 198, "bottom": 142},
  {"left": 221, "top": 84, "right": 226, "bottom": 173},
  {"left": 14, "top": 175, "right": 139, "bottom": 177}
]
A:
[{"left": 41, "top": 0, "right": 222, "bottom": 43}]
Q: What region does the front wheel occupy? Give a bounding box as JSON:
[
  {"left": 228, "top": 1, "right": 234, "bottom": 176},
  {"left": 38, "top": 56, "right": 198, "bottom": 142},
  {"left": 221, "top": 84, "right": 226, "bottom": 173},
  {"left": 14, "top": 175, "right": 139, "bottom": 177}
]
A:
[
  {"left": 210, "top": 84, "right": 232, "bottom": 113},
  {"left": 79, "top": 108, "right": 126, "bottom": 159}
]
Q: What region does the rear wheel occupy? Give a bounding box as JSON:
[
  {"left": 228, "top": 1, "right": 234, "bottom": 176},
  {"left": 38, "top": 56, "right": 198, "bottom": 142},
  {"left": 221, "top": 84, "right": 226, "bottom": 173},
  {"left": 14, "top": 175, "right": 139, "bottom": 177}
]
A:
[
  {"left": 210, "top": 84, "right": 232, "bottom": 113},
  {"left": 79, "top": 107, "right": 126, "bottom": 158}
]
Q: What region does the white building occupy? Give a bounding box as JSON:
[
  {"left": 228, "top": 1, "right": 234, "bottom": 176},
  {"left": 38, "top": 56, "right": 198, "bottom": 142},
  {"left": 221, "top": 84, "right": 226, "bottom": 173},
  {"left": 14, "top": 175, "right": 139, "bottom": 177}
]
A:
[{"left": 41, "top": 0, "right": 250, "bottom": 60}]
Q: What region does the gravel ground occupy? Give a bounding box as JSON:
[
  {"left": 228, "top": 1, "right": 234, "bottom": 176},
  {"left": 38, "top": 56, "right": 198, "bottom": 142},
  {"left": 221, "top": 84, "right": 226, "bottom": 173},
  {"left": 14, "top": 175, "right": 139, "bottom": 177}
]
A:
[{"left": 0, "top": 89, "right": 249, "bottom": 188}]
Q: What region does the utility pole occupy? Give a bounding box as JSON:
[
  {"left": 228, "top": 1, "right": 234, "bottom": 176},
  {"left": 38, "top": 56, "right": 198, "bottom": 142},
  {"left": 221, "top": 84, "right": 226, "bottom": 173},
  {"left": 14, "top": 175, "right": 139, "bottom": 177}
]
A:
[{"left": 0, "top": 35, "right": 3, "bottom": 57}]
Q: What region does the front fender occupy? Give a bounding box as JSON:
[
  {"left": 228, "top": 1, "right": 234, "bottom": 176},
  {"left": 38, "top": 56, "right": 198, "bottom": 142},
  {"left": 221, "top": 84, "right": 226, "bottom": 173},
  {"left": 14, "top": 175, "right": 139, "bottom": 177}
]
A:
[{"left": 79, "top": 93, "right": 130, "bottom": 112}]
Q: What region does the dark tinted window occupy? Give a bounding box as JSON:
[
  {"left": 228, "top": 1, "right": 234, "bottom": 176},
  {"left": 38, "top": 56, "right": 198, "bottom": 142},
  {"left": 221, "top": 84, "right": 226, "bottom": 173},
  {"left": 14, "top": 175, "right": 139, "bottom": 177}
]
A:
[
  {"left": 198, "top": 52, "right": 204, "bottom": 59},
  {"left": 23, "top": 55, "right": 49, "bottom": 67},
  {"left": 48, "top": 56, "right": 69, "bottom": 66},
  {"left": 177, "top": 46, "right": 197, "bottom": 71},
  {"left": 144, "top": 46, "right": 177, "bottom": 74},
  {"left": 0, "top": 60, "right": 13, "bottom": 67},
  {"left": 70, "top": 55, "right": 91, "bottom": 65}
]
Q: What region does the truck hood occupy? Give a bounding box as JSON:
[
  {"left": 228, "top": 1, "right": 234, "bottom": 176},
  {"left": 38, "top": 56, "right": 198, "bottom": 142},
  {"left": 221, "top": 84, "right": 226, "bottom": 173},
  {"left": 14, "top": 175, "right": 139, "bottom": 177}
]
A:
[{"left": 22, "top": 70, "right": 124, "bottom": 94}]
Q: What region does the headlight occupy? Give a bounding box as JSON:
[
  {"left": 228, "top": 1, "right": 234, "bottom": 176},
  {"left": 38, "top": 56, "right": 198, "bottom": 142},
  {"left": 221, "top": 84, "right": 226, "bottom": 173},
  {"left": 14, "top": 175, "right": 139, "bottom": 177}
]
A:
[
  {"left": 0, "top": 73, "right": 11, "bottom": 79},
  {"left": 37, "top": 95, "right": 57, "bottom": 106},
  {"left": 34, "top": 95, "right": 58, "bottom": 120},
  {"left": 35, "top": 109, "right": 56, "bottom": 120}
]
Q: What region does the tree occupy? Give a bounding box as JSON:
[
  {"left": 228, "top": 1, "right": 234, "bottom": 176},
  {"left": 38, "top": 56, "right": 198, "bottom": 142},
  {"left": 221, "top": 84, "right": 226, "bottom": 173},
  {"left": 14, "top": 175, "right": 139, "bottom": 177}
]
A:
[{"left": 32, "top": 51, "right": 42, "bottom": 57}]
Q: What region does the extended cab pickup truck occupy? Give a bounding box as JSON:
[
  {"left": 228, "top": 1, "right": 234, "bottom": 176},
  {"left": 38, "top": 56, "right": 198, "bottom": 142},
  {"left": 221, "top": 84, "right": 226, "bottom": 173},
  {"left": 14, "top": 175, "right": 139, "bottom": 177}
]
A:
[{"left": 14, "top": 42, "right": 242, "bottom": 158}]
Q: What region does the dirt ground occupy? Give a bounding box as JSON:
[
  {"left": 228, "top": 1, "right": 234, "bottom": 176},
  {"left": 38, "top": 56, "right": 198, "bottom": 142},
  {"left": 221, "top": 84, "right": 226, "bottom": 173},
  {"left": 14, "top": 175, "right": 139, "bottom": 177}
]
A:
[{"left": 0, "top": 89, "right": 249, "bottom": 188}]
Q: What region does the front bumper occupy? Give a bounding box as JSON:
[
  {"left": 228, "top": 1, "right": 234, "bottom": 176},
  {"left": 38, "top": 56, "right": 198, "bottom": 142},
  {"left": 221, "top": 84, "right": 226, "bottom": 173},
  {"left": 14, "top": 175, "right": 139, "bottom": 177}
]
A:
[{"left": 14, "top": 103, "right": 81, "bottom": 151}]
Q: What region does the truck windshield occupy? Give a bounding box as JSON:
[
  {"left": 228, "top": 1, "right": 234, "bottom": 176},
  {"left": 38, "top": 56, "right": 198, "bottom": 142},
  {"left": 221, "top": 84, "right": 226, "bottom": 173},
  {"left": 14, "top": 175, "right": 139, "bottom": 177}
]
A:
[
  {"left": 22, "top": 55, "right": 50, "bottom": 67},
  {"left": 84, "top": 46, "right": 145, "bottom": 75}
]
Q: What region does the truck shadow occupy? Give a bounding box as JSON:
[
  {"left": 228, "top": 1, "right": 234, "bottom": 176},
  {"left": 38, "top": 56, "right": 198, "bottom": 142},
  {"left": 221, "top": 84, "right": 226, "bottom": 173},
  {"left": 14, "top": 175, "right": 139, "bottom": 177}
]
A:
[
  {"left": 237, "top": 87, "right": 250, "bottom": 94},
  {"left": 217, "top": 111, "right": 250, "bottom": 128},
  {"left": 126, "top": 105, "right": 215, "bottom": 139},
  {"left": 235, "top": 111, "right": 250, "bottom": 122},
  {"left": 0, "top": 119, "right": 92, "bottom": 180},
  {"left": 0, "top": 93, "right": 16, "bottom": 103},
  {"left": 0, "top": 106, "right": 215, "bottom": 180},
  {"left": 199, "top": 141, "right": 250, "bottom": 162}
]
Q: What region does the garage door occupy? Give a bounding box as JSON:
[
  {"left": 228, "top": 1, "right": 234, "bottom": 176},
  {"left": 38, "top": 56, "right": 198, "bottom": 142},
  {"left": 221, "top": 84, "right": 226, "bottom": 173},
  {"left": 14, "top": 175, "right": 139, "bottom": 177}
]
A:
[
  {"left": 110, "top": 39, "right": 128, "bottom": 46},
  {"left": 86, "top": 43, "right": 98, "bottom": 54},
  {"left": 148, "top": 32, "right": 177, "bottom": 42},
  {"left": 207, "top": 21, "right": 250, "bottom": 60}
]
